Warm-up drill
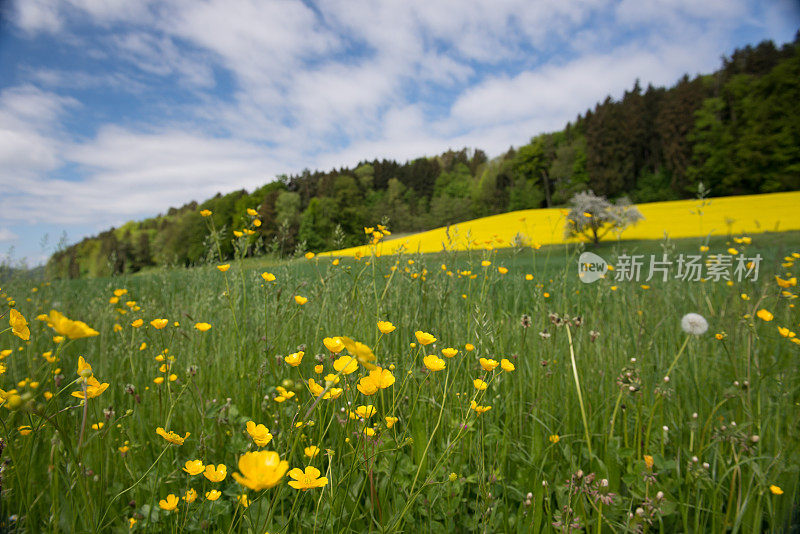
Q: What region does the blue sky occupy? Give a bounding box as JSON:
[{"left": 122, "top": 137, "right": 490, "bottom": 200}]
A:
[{"left": 1, "top": 0, "right": 798, "bottom": 266}]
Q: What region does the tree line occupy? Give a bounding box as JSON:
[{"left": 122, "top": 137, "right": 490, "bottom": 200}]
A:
[{"left": 48, "top": 35, "right": 800, "bottom": 278}]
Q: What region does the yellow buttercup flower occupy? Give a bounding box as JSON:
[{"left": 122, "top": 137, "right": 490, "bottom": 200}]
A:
[
  {"left": 304, "top": 445, "right": 320, "bottom": 458},
  {"left": 377, "top": 320, "right": 396, "bottom": 334},
  {"left": 288, "top": 466, "right": 328, "bottom": 491},
  {"left": 232, "top": 450, "right": 289, "bottom": 491},
  {"left": 340, "top": 336, "right": 377, "bottom": 370},
  {"left": 237, "top": 494, "right": 250, "bottom": 507},
  {"left": 776, "top": 275, "right": 797, "bottom": 288},
  {"left": 18, "top": 425, "right": 32, "bottom": 436},
  {"left": 770, "top": 485, "right": 783, "bottom": 495},
  {"left": 756, "top": 309, "right": 774, "bottom": 322},
  {"left": 333, "top": 355, "right": 358, "bottom": 374},
  {"left": 323, "top": 337, "right": 345, "bottom": 353},
  {"left": 385, "top": 416, "right": 399, "bottom": 428},
  {"left": 481, "top": 260, "right": 491, "bottom": 267},
  {"left": 414, "top": 331, "right": 436, "bottom": 345},
  {"left": 473, "top": 379, "right": 488, "bottom": 391},
  {"left": 357, "top": 376, "right": 379, "bottom": 396},
  {"left": 204, "top": 464, "right": 227, "bottom": 483},
  {"left": 158, "top": 494, "right": 179, "bottom": 511},
  {"left": 465, "top": 343, "right": 475, "bottom": 351},
  {"left": 183, "top": 460, "right": 205, "bottom": 475},
  {"left": 355, "top": 405, "right": 376, "bottom": 419},
  {"left": 500, "top": 358, "right": 515, "bottom": 372},
  {"left": 217, "top": 264, "right": 230, "bottom": 272},
  {"left": 113, "top": 288, "right": 128, "bottom": 297},
  {"left": 479, "top": 358, "right": 499, "bottom": 372},
  {"left": 549, "top": 434, "right": 560, "bottom": 444},
  {"left": 150, "top": 318, "right": 168, "bottom": 329},
  {"left": 305, "top": 252, "right": 315, "bottom": 259},
  {"left": 200, "top": 209, "right": 212, "bottom": 217},
  {"left": 131, "top": 319, "right": 143, "bottom": 328},
  {"left": 470, "top": 400, "right": 492, "bottom": 414},
  {"left": 294, "top": 295, "right": 308, "bottom": 305},
  {"left": 423, "top": 355, "right": 446, "bottom": 372},
  {"left": 205, "top": 490, "right": 221, "bottom": 501},
  {"left": 71, "top": 376, "right": 109, "bottom": 400},
  {"left": 440, "top": 347, "right": 458, "bottom": 358},
  {"left": 285, "top": 351, "right": 304, "bottom": 366},
  {"left": 246, "top": 421, "right": 273, "bottom": 447},
  {"left": 156, "top": 427, "right": 190, "bottom": 445},
  {"left": 40, "top": 310, "right": 99, "bottom": 339},
  {"left": 498, "top": 267, "right": 508, "bottom": 274},
  {"left": 183, "top": 489, "right": 197, "bottom": 503},
  {"left": 261, "top": 272, "right": 276, "bottom": 281},
  {"left": 9, "top": 309, "right": 30, "bottom": 341},
  {"left": 644, "top": 455, "right": 654, "bottom": 470},
  {"left": 247, "top": 208, "right": 258, "bottom": 216},
  {"left": 194, "top": 322, "right": 212, "bottom": 332}
]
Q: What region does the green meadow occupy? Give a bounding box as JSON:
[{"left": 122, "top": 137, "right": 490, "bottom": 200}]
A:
[{"left": 1, "top": 231, "right": 799, "bottom": 532}]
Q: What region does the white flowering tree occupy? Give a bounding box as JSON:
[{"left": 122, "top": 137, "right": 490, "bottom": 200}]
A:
[{"left": 564, "top": 190, "right": 644, "bottom": 244}]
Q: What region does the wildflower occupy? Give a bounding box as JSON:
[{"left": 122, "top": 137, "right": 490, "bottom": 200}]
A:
[
  {"left": 333, "top": 355, "right": 358, "bottom": 374},
  {"left": 156, "top": 427, "right": 190, "bottom": 445},
  {"left": 377, "top": 321, "right": 396, "bottom": 334},
  {"left": 415, "top": 331, "right": 436, "bottom": 345},
  {"left": 139, "top": 342, "right": 147, "bottom": 351},
  {"left": 323, "top": 337, "right": 345, "bottom": 353},
  {"left": 644, "top": 455, "right": 654, "bottom": 470},
  {"left": 205, "top": 490, "right": 221, "bottom": 501},
  {"left": 465, "top": 343, "right": 475, "bottom": 351},
  {"left": 72, "top": 376, "right": 109, "bottom": 400},
  {"left": 305, "top": 252, "right": 315, "bottom": 259},
  {"left": 232, "top": 450, "right": 289, "bottom": 490},
  {"left": 183, "top": 489, "right": 197, "bottom": 503},
  {"left": 680, "top": 313, "right": 708, "bottom": 335},
  {"left": 500, "top": 358, "right": 515, "bottom": 372},
  {"left": 313, "top": 364, "right": 324, "bottom": 374},
  {"left": 91, "top": 422, "right": 104, "bottom": 430},
  {"left": 119, "top": 445, "right": 130, "bottom": 454},
  {"left": 18, "top": 425, "right": 32, "bottom": 435},
  {"left": 473, "top": 379, "right": 488, "bottom": 391},
  {"left": 217, "top": 264, "right": 230, "bottom": 272},
  {"left": 304, "top": 446, "right": 320, "bottom": 458},
  {"left": 355, "top": 405, "right": 376, "bottom": 419},
  {"left": 194, "top": 322, "right": 212, "bottom": 332},
  {"left": 183, "top": 460, "right": 205, "bottom": 475},
  {"left": 756, "top": 309, "right": 774, "bottom": 321},
  {"left": 776, "top": 275, "right": 797, "bottom": 288},
  {"left": 246, "top": 421, "right": 273, "bottom": 447},
  {"left": 9, "top": 310, "right": 30, "bottom": 340},
  {"left": 369, "top": 366, "right": 395, "bottom": 388},
  {"left": 481, "top": 260, "right": 491, "bottom": 267},
  {"left": 340, "top": 337, "right": 377, "bottom": 369},
  {"left": 288, "top": 466, "right": 329, "bottom": 490},
  {"left": 150, "top": 318, "right": 168, "bottom": 329},
  {"left": 549, "top": 434, "right": 560, "bottom": 444},
  {"left": 770, "top": 485, "right": 783, "bottom": 495},
  {"left": 716, "top": 332, "right": 727, "bottom": 340},
  {"left": 357, "top": 376, "right": 379, "bottom": 396},
  {"left": 294, "top": 295, "right": 308, "bottom": 305},
  {"left": 479, "top": 358, "right": 499, "bottom": 372},
  {"left": 525, "top": 274, "right": 534, "bottom": 281},
  {"left": 285, "top": 351, "right": 304, "bottom": 366},
  {"left": 204, "top": 464, "right": 227, "bottom": 482},
  {"left": 778, "top": 327, "right": 796, "bottom": 338},
  {"left": 441, "top": 347, "right": 458, "bottom": 358},
  {"left": 262, "top": 272, "right": 276, "bottom": 281},
  {"left": 385, "top": 416, "right": 398, "bottom": 428},
  {"left": 424, "top": 354, "right": 446, "bottom": 371},
  {"left": 741, "top": 293, "right": 750, "bottom": 300},
  {"left": 498, "top": 267, "right": 508, "bottom": 274},
  {"left": 158, "top": 494, "right": 179, "bottom": 511},
  {"left": 131, "top": 319, "right": 143, "bottom": 328},
  {"left": 200, "top": 209, "right": 212, "bottom": 217},
  {"left": 470, "top": 400, "right": 492, "bottom": 414},
  {"left": 153, "top": 377, "right": 164, "bottom": 385}
]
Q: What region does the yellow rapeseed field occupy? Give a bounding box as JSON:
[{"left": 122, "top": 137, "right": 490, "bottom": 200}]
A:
[{"left": 324, "top": 191, "right": 800, "bottom": 256}]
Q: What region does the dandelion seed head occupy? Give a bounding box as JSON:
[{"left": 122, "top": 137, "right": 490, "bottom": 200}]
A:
[{"left": 681, "top": 313, "right": 708, "bottom": 335}]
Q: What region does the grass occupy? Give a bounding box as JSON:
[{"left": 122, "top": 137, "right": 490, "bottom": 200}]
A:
[{"left": 1, "top": 229, "right": 799, "bottom": 532}]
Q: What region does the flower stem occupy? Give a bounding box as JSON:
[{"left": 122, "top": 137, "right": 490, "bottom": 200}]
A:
[{"left": 566, "top": 324, "right": 592, "bottom": 459}]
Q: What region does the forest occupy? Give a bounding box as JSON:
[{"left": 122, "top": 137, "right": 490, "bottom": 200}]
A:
[{"left": 48, "top": 35, "right": 800, "bottom": 278}]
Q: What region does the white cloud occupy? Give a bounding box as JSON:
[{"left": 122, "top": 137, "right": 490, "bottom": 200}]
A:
[{"left": 0, "top": 228, "right": 18, "bottom": 242}]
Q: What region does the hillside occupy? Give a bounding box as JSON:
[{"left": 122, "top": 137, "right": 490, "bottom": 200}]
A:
[{"left": 48, "top": 35, "right": 800, "bottom": 278}]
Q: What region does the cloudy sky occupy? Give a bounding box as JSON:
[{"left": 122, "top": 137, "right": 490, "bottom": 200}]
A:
[{"left": 1, "top": 0, "right": 797, "bottom": 265}]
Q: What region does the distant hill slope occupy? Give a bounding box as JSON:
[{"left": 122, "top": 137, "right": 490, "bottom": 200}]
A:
[
  {"left": 322, "top": 191, "right": 800, "bottom": 256},
  {"left": 49, "top": 35, "right": 800, "bottom": 278}
]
